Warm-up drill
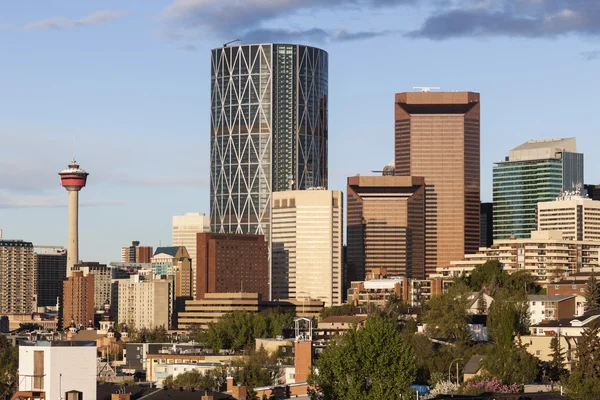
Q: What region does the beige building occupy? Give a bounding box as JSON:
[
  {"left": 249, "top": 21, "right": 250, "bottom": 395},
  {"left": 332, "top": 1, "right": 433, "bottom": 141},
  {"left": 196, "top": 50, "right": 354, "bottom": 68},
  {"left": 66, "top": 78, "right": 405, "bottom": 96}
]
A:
[
  {"left": 116, "top": 274, "right": 173, "bottom": 329},
  {"left": 72, "top": 262, "right": 111, "bottom": 310},
  {"left": 177, "top": 293, "right": 323, "bottom": 329},
  {"left": 172, "top": 213, "right": 210, "bottom": 299},
  {"left": 0, "top": 239, "right": 35, "bottom": 314},
  {"left": 271, "top": 190, "right": 343, "bottom": 306},
  {"left": 438, "top": 230, "right": 600, "bottom": 282},
  {"left": 538, "top": 194, "right": 600, "bottom": 241}
]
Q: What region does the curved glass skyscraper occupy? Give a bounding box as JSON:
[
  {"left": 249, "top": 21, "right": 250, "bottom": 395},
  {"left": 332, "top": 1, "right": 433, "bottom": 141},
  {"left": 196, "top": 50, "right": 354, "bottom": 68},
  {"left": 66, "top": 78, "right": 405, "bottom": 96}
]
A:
[{"left": 210, "top": 43, "right": 328, "bottom": 239}]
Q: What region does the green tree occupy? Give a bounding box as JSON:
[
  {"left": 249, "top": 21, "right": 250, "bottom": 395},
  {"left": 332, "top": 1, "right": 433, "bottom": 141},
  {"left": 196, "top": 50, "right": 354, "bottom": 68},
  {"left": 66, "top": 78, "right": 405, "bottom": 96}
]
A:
[
  {"left": 0, "top": 336, "right": 18, "bottom": 398},
  {"left": 483, "top": 343, "right": 539, "bottom": 385},
  {"left": 583, "top": 274, "right": 600, "bottom": 313},
  {"left": 422, "top": 283, "right": 471, "bottom": 343},
  {"left": 469, "top": 260, "right": 504, "bottom": 292},
  {"left": 162, "top": 375, "right": 174, "bottom": 388},
  {"left": 309, "top": 313, "right": 416, "bottom": 400},
  {"left": 231, "top": 348, "right": 281, "bottom": 390},
  {"left": 548, "top": 334, "right": 566, "bottom": 382},
  {"left": 476, "top": 291, "right": 487, "bottom": 314},
  {"left": 320, "top": 303, "right": 356, "bottom": 319},
  {"left": 566, "top": 322, "right": 600, "bottom": 398},
  {"left": 17, "top": 323, "right": 43, "bottom": 332},
  {"left": 487, "top": 290, "right": 529, "bottom": 348}
]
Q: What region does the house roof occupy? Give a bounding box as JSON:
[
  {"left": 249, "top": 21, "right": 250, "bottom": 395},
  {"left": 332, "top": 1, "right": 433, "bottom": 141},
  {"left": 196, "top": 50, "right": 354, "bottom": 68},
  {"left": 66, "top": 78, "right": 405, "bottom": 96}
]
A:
[
  {"left": 532, "top": 312, "right": 600, "bottom": 328},
  {"left": 463, "top": 355, "right": 485, "bottom": 375},
  {"left": 154, "top": 247, "right": 179, "bottom": 257}
]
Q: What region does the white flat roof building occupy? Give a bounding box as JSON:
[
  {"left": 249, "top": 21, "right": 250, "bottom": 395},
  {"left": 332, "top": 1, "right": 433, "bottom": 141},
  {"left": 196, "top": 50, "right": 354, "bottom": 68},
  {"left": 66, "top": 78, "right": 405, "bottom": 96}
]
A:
[
  {"left": 18, "top": 340, "right": 97, "bottom": 400},
  {"left": 538, "top": 194, "right": 600, "bottom": 241}
]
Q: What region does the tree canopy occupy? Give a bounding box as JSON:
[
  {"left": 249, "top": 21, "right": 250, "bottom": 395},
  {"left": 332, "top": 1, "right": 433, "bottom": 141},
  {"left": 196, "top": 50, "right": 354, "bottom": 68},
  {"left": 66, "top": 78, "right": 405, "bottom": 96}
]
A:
[
  {"left": 583, "top": 274, "right": 600, "bottom": 313},
  {"left": 309, "top": 312, "right": 416, "bottom": 400},
  {"left": 421, "top": 283, "right": 471, "bottom": 343},
  {"left": 201, "top": 309, "right": 295, "bottom": 351},
  {"left": 0, "top": 336, "right": 18, "bottom": 398}
]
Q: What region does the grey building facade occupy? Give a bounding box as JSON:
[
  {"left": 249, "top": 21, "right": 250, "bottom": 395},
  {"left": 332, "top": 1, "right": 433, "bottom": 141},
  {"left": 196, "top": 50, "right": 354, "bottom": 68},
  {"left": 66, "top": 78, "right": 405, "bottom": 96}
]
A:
[{"left": 210, "top": 43, "right": 328, "bottom": 240}]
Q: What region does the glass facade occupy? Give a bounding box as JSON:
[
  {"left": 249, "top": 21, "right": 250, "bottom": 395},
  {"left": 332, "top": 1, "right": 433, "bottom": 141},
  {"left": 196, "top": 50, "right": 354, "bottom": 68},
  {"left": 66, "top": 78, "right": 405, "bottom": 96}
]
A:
[
  {"left": 493, "top": 151, "right": 584, "bottom": 240},
  {"left": 210, "top": 44, "right": 328, "bottom": 240}
]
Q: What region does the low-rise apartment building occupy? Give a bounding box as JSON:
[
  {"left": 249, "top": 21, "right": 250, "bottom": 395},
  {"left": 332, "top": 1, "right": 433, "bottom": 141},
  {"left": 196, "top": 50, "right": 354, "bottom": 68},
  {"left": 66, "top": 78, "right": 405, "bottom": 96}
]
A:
[
  {"left": 528, "top": 295, "right": 576, "bottom": 325},
  {"left": 438, "top": 230, "right": 600, "bottom": 283}
]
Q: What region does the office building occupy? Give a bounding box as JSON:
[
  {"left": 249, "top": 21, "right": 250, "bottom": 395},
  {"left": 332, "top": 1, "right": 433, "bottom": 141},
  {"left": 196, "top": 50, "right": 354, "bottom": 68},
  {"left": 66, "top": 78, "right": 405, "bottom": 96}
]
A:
[
  {"left": 18, "top": 340, "right": 97, "bottom": 400},
  {"left": 480, "top": 203, "right": 493, "bottom": 247},
  {"left": 493, "top": 138, "right": 584, "bottom": 239},
  {"left": 121, "top": 241, "right": 153, "bottom": 263},
  {"left": 271, "top": 190, "right": 343, "bottom": 306},
  {"left": 0, "top": 238, "right": 35, "bottom": 314},
  {"left": 151, "top": 246, "right": 193, "bottom": 304},
  {"left": 584, "top": 184, "right": 600, "bottom": 201},
  {"left": 346, "top": 175, "right": 425, "bottom": 282},
  {"left": 72, "top": 262, "right": 111, "bottom": 310},
  {"left": 210, "top": 44, "right": 328, "bottom": 242},
  {"left": 58, "top": 159, "right": 89, "bottom": 276},
  {"left": 62, "top": 271, "right": 95, "bottom": 327},
  {"left": 394, "top": 91, "right": 480, "bottom": 275},
  {"left": 196, "top": 232, "right": 269, "bottom": 300},
  {"left": 172, "top": 212, "right": 210, "bottom": 299},
  {"left": 538, "top": 191, "right": 600, "bottom": 241},
  {"left": 177, "top": 293, "right": 323, "bottom": 329},
  {"left": 116, "top": 274, "right": 173, "bottom": 329},
  {"left": 34, "top": 246, "right": 67, "bottom": 308},
  {"left": 438, "top": 230, "right": 600, "bottom": 283}
]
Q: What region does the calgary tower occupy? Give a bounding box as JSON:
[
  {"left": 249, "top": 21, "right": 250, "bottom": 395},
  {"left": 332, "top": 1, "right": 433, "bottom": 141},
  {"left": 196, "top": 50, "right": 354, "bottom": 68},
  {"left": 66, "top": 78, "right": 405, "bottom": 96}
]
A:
[{"left": 59, "top": 159, "right": 89, "bottom": 276}]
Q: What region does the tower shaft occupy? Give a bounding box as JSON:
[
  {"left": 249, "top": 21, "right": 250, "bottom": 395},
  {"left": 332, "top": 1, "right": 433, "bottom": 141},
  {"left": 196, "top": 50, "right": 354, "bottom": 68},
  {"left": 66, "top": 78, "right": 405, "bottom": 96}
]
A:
[{"left": 67, "top": 190, "right": 79, "bottom": 276}]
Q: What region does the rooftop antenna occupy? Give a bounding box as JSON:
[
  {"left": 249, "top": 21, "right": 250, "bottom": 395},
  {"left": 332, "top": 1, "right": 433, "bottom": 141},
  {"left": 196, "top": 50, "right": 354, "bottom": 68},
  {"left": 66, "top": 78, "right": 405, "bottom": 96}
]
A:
[
  {"left": 72, "top": 136, "right": 76, "bottom": 162},
  {"left": 223, "top": 39, "right": 241, "bottom": 47},
  {"left": 413, "top": 86, "right": 441, "bottom": 92}
]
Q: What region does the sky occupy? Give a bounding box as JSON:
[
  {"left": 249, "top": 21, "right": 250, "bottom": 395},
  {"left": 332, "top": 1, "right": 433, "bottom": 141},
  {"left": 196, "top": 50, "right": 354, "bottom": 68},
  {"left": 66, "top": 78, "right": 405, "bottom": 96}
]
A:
[{"left": 1, "top": 0, "right": 600, "bottom": 263}]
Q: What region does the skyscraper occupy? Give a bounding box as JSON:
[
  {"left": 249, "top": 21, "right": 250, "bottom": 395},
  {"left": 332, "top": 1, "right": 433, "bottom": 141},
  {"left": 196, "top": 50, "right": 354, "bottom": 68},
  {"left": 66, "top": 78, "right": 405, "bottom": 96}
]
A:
[
  {"left": 271, "top": 190, "right": 343, "bottom": 306},
  {"left": 480, "top": 203, "right": 493, "bottom": 248},
  {"left": 538, "top": 191, "right": 600, "bottom": 241},
  {"left": 172, "top": 212, "right": 210, "bottom": 298},
  {"left": 346, "top": 176, "right": 425, "bottom": 282},
  {"left": 120, "top": 241, "right": 153, "bottom": 263},
  {"left": 0, "top": 238, "right": 35, "bottom": 314},
  {"left": 493, "top": 138, "right": 584, "bottom": 239},
  {"left": 34, "top": 246, "right": 67, "bottom": 308},
  {"left": 72, "top": 262, "right": 110, "bottom": 310},
  {"left": 58, "top": 159, "right": 88, "bottom": 276},
  {"left": 394, "top": 91, "right": 480, "bottom": 275},
  {"left": 210, "top": 43, "right": 328, "bottom": 241}
]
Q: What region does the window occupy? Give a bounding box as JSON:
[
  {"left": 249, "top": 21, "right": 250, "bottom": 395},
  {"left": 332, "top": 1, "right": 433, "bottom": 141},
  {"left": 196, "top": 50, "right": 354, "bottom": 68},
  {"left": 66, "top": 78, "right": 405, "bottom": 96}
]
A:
[
  {"left": 536, "top": 350, "right": 541, "bottom": 356},
  {"left": 580, "top": 288, "right": 584, "bottom": 292},
  {"left": 66, "top": 391, "right": 82, "bottom": 400}
]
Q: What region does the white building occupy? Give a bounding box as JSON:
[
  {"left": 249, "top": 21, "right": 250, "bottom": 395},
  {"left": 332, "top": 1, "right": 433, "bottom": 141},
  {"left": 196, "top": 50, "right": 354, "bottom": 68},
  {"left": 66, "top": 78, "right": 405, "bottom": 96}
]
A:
[
  {"left": 18, "top": 340, "right": 97, "bottom": 400},
  {"left": 271, "top": 190, "right": 343, "bottom": 307},
  {"left": 154, "top": 362, "right": 222, "bottom": 387},
  {"left": 528, "top": 294, "right": 576, "bottom": 325},
  {"left": 172, "top": 213, "right": 210, "bottom": 299},
  {"left": 116, "top": 275, "right": 173, "bottom": 329},
  {"left": 538, "top": 193, "right": 600, "bottom": 241}
]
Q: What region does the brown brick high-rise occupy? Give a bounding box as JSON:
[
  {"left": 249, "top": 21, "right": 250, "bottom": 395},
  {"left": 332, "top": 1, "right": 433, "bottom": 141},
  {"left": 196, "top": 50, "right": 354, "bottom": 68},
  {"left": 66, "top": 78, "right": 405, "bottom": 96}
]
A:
[
  {"left": 62, "top": 271, "right": 94, "bottom": 327},
  {"left": 196, "top": 233, "right": 269, "bottom": 300},
  {"left": 347, "top": 176, "right": 425, "bottom": 282},
  {"left": 395, "top": 91, "right": 480, "bottom": 277}
]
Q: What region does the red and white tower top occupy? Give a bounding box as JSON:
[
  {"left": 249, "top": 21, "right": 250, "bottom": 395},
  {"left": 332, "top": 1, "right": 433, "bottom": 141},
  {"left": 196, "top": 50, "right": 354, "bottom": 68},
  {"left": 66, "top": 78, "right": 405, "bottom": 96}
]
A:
[{"left": 59, "top": 160, "right": 89, "bottom": 191}]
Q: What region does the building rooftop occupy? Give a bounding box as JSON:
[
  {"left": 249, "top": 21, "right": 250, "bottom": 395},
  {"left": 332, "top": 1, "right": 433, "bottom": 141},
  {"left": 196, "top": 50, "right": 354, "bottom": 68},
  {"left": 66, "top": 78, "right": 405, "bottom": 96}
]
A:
[
  {"left": 504, "top": 137, "right": 577, "bottom": 162},
  {"left": 527, "top": 295, "right": 576, "bottom": 302},
  {"left": 153, "top": 247, "right": 180, "bottom": 257},
  {"left": 532, "top": 312, "right": 600, "bottom": 328},
  {"left": 463, "top": 355, "right": 485, "bottom": 375},
  {"left": 20, "top": 340, "right": 96, "bottom": 347}
]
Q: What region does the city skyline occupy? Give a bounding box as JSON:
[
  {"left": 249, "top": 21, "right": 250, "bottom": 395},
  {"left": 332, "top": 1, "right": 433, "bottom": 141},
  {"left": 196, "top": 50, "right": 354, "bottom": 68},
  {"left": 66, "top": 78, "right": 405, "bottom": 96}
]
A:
[{"left": 1, "top": 1, "right": 600, "bottom": 263}]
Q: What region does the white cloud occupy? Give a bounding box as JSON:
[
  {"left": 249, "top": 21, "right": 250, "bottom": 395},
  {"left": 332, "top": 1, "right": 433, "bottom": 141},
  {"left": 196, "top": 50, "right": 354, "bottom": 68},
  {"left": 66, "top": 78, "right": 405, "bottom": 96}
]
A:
[{"left": 24, "top": 10, "right": 129, "bottom": 31}]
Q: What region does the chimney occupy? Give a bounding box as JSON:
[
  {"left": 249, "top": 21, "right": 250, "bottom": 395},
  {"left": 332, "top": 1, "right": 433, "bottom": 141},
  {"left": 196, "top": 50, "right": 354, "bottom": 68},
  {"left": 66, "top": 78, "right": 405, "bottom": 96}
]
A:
[
  {"left": 201, "top": 394, "right": 214, "bottom": 400},
  {"left": 226, "top": 376, "right": 234, "bottom": 392},
  {"left": 232, "top": 385, "right": 247, "bottom": 400},
  {"left": 111, "top": 394, "right": 130, "bottom": 400}
]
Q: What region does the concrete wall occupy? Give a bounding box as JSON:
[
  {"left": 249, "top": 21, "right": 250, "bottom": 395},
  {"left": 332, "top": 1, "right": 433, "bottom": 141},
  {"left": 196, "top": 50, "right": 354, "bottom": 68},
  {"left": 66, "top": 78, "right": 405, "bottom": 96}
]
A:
[{"left": 19, "top": 344, "right": 97, "bottom": 400}]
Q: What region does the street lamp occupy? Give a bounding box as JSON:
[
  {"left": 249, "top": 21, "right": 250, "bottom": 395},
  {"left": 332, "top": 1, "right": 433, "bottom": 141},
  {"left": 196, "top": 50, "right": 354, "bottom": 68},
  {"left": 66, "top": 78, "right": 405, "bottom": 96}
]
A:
[{"left": 448, "top": 358, "right": 464, "bottom": 384}]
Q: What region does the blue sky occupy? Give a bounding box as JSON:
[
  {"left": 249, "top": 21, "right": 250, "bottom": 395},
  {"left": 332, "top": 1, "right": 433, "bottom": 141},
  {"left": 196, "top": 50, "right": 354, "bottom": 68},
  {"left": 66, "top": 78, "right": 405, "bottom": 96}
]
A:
[{"left": 1, "top": 0, "right": 599, "bottom": 263}]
